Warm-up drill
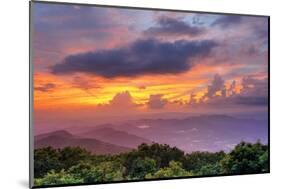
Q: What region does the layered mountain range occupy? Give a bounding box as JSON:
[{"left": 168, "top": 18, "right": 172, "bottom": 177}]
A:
[{"left": 35, "top": 114, "right": 268, "bottom": 154}]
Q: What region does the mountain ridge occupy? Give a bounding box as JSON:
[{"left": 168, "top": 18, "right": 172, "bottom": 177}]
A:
[{"left": 35, "top": 130, "right": 131, "bottom": 155}]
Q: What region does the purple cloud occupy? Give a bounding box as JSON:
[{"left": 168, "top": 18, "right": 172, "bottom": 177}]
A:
[
  {"left": 196, "top": 75, "right": 268, "bottom": 107},
  {"left": 51, "top": 38, "right": 217, "bottom": 78},
  {"left": 212, "top": 15, "right": 242, "bottom": 28},
  {"left": 144, "top": 16, "right": 205, "bottom": 36}
]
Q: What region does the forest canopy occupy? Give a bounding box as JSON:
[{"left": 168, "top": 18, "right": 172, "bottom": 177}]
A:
[{"left": 34, "top": 141, "right": 269, "bottom": 186}]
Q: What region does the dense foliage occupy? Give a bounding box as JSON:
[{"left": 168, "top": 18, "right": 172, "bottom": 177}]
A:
[{"left": 34, "top": 141, "right": 269, "bottom": 186}]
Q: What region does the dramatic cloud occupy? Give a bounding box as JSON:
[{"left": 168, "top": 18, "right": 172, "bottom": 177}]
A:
[
  {"left": 33, "top": 3, "right": 268, "bottom": 120},
  {"left": 241, "top": 76, "right": 268, "bottom": 97},
  {"left": 205, "top": 74, "right": 226, "bottom": 99},
  {"left": 51, "top": 38, "right": 217, "bottom": 78},
  {"left": 144, "top": 16, "right": 205, "bottom": 36},
  {"left": 212, "top": 15, "right": 242, "bottom": 28},
  {"left": 110, "top": 91, "right": 135, "bottom": 107},
  {"left": 96, "top": 91, "right": 137, "bottom": 113},
  {"left": 196, "top": 74, "right": 268, "bottom": 107},
  {"left": 33, "top": 2, "right": 137, "bottom": 72},
  {"left": 197, "top": 74, "right": 227, "bottom": 103},
  {"left": 34, "top": 83, "right": 56, "bottom": 92},
  {"left": 148, "top": 94, "right": 167, "bottom": 109}
]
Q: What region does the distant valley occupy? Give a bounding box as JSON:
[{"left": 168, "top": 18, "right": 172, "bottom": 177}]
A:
[{"left": 35, "top": 114, "right": 268, "bottom": 154}]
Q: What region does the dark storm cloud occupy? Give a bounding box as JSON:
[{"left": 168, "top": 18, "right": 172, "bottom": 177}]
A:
[
  {"left": 144, "top": 17, "right": 205, "bottom": 36},
  {"left": 35, "top": 83, "right": 56, "bottom": 92},
  {"left": 212, "top": 15, "right": 242, "bottom": 27},
  {"left": 51, "top": 38, "right": 217, "bottom": 78}
]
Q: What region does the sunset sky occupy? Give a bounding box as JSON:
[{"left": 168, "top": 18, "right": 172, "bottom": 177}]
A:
[{"left": 32, "top": 3, "right": 268, "bottom": 133}]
